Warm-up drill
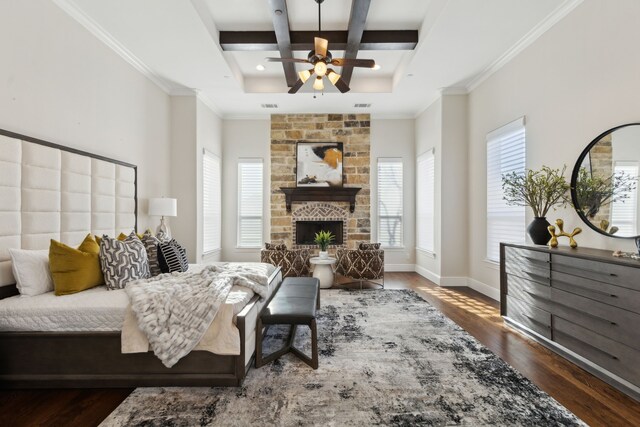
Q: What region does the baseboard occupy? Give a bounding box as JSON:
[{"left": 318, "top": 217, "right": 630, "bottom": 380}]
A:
[
  {"left": 414, "top": 264, "right": 441, "bottom": 285},
  {"left": 467, "top": 278, "right": 500, "bottom": 301},
  {"left": 439, "top": 277, "right": 468, "bottom": 287},
  {"left": 385, "top": 264, "right": 416, "bottom": 272}
]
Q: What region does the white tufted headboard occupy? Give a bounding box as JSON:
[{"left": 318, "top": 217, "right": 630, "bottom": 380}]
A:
[{"left": 0, "top": 129, "right": 137, "bottom": 290}]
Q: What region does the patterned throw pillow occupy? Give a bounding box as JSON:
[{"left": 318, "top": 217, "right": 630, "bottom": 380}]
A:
[
  {"left": 99, "top": 233, "right": 150, "bottom": 290},
  {"left": 157, "top": 239, "right": 189, "bottom": 273},
  {"left": 359, "top": 242, "right": 381, "bottom": 250},
  {"left": 265, "top": 242, "right": 287, "bottom": 251},
  {"left": 141, "top": 230, "right": 162, "bottom": 276}
]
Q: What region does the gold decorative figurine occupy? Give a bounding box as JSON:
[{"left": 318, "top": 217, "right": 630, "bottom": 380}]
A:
[{"left": 548, "top": 219, "right": 582, "bottom": 248}]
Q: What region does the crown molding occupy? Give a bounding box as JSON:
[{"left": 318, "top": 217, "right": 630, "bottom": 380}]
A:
[
  {"left": 52, "top": 0, "right": 174, "bottom": 94},
  {"left": 466, "top": 0, "right": 584, "bottom": 92}
]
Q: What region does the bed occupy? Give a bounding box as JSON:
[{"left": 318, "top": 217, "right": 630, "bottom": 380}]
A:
[{"left": 0, "top": 128, "right": 282, "bottom": 388}]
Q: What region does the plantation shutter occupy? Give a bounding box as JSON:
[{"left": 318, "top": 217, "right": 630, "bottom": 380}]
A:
[
  {"left": 238, "top": 159, "right": 264, "bottom": 248},
  {"left": 203, "top": 150, "right": 221, "bottom": 253},
  {"left": 417, "top": 149, "right": 435, "bottom": 252},
  {"left": 378, "top": 158, "right": 403, "bottom": 248},
  {"left": 611, "top": 162, "right": 639, "bottom": 236},
  {"left": 486, "top": 117, "right": 526, "bottom": 262}
]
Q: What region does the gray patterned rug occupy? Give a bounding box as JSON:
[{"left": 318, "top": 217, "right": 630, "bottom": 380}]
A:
[{"left": 101, "top": 289, "right": 584, "bottom": 426}]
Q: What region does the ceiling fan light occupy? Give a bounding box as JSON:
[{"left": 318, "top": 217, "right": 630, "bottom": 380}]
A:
[
  {"left": 313, "top": 76, "right": 324, "bottom": 91},
  {"left": 327, "top": 69, "right": 341, "bottom": 85},
  {"left": 314, "top": 61, "right": 327, "bottom": 77},
  {"left": 298, "top": 69, "right": 312, "bottom": 83}
]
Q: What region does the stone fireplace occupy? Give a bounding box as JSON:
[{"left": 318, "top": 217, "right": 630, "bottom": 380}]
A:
[{"left": 270, "top": 114, "right": 371, "bottom": 249}]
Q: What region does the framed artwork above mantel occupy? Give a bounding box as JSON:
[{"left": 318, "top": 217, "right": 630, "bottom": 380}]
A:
[{"left": 296, "top": 142, "right": 343, "bottom": 187}]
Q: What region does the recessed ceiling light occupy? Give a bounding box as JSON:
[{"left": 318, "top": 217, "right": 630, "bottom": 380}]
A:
[
  {"left": 224, "top": 75, "right": 231, "bottom": 79},
  {"left": 407, "top": 73, "right": 414, "bottom": 77},
  {"left": 372, "top": 64, "right": 381, "bottom": 71},
  {"left": 256, "top": 64, "right": 265, "bottom": 71}
]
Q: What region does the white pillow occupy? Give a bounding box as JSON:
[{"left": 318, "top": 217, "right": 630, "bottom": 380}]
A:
[{"left": 8, "top": 249, "right": 54, "bottom": 296}]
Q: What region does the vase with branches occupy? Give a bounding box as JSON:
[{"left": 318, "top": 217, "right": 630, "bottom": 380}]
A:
[{"left": 502, "top": 165, "right": 571, "bottom": 244}]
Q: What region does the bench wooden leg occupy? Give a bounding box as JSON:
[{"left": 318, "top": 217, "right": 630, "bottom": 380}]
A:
[{"left": 311, "top": 318, "right": 318, "bottom": 369}]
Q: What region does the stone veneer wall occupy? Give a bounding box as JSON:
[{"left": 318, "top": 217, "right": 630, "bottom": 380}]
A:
[{"left": 270, "top": 114, "right": 371, "bottom": 250}]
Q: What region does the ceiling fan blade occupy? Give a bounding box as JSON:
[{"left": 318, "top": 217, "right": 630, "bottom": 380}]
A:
[
  {"left": 331, "top": 58, "right": 376, "bottom": 68},
  {"left": 265, "top": 57, "right": 311, "bottom": 64},
  {"left": 314, "top": 37, "right": 328, "bottom": 57},
  {"left": 288, "top": 79, "right": 304, "bottom": 94},
  {"left": 333, "top": 78, "right": 350, "bottom": 93}
]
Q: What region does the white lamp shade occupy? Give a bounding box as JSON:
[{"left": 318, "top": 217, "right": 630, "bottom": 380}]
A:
[{"left": 148, "top": 198, "right": 177, "bottom": 217}]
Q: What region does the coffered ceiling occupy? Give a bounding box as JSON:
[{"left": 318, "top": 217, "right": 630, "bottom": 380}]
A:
[{"left": 53, "top": 0, "right": 581, "bottom": 118}]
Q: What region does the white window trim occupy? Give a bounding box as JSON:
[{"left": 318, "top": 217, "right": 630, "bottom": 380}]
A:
[
  {"left": 416, "top": 148, "right": 435, "bottom": 254},
  {"left": 237, "top": 158, "right": 264, "bottom": 249},
  {"left": 202, "top": 149, "right": 221, "bottom": 255},
  {"left": 377, "top": 157, "right": 404, "bottom": 249}
]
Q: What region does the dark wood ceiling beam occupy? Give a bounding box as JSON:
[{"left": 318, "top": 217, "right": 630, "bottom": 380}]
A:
[
  {"left": 341, "top": 0, "right": 371, "bottom": 85},
  {"left": 220, "top": 30, "right": 418, "bottom": 52},
  {"left": 267, "top": 0, "right": 297, "bottom": 87}
]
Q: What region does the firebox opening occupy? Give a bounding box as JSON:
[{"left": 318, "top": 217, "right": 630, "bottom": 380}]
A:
[{"left": 296, "top": 220, "right": 344, "bottom": 246}]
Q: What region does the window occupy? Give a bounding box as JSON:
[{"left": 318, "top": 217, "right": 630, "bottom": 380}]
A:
[
  {"left": 203, "top": 150, "right": 221, "bottom": 253},
  {"left": 417, "top": 149, "right": 435, "bottom": 253},
  {"left": 378, "top": 158, "right": 403, "bottom": 248},
  {"left": 486, "top": 117, "right": 526, "bottom": 263},
  {"left": 237, "top": 159, "right": 264, "bottom": 248},
  {"left": 611, "top": 162, "right": 639, "bottom": 236}
]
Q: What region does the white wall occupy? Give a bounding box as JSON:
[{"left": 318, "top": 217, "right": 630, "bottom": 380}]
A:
[
  {"left": 0, "top": 0, "right": 171, "bottom": 233},
  {"left": 221, "top": 119, "right": 271, "bottom": 262},
  {"left": 467, "top": 0, "right": 640, "bottom": 295},
  {"left": 371, "top": 119, "right": 416, "bottom": 270}
]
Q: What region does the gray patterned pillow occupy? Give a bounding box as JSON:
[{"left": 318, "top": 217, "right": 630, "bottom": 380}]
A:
[
  {"left": 99, "top": 233, "right": 150, "bottom": 290},
  {"left": 141, "top": 230, "right": 162, "bottom": 276}
]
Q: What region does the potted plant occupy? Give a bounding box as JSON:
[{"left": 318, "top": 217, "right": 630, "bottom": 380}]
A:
[
  {"left": 502, "top": 165, "right": 571, "bottom": 245},
  {"left": 574, "top": 167, "right": 637, "bottom": 222},
  {"left": 314, "top": 230, "right": 335, "bottom": 259}
]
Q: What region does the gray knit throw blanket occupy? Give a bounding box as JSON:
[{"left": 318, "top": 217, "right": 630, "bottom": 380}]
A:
[{"left": 126, "top": 264, "right": 270, "bottom": 367}]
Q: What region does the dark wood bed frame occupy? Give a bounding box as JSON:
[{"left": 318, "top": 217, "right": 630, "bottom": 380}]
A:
[
  {"left": 0, "top": 268, "right": 282, "bottom": 389},
  {"left": 0, "top": 128, "right": 282, "bottom": 388}
]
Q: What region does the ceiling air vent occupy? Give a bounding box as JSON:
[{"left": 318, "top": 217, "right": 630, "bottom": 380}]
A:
[
  {"left": 354, "top": 103, "right": 371, "bottom": 108},
  {"left": 261, "top": 103, "right": 278, "bottom": 109}
]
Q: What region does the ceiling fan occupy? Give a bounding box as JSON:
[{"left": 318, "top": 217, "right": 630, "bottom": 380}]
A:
[{"left": 265, "top": 0, "right": 376, "bottom": 94}]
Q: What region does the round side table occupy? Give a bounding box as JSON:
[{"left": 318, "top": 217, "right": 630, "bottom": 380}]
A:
[{"left": 309, "top": 257, "right": 337, "bottom": 289}]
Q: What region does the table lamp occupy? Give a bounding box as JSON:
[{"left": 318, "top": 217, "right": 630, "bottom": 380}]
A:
[{"left": 148, "top": 197, "right": 177, "bottom": 238}]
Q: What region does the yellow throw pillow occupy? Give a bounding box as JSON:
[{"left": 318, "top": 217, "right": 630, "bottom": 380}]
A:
[{"left": 49, "top": 234, "right": 104, "bottom": 296}]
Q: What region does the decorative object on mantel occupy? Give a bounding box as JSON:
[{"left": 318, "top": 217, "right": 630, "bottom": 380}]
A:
[
  {"left": 148, "top": 197, "right": 177, "bottom": 239},
  {"left": 280, "top": 187, "right": 361, "bottom": 212},
  {"left": 313, "top": 230, "right": 335, "bottom": 259},
  {"left": 502, "top": 165, "right": 571, "bottom": 245},
  {"left": 296, "top": 142, "right": 343, "bottom": 187},
  {"left": 612, "top": 250, "right": 640, "bottom": 260},
  {"left": 547, "top": 218, "right": 582, "bottom": 248}
]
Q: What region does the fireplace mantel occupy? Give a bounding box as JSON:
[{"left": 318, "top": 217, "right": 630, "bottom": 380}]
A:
[{"left": 280, "top": 187, "right": 361, "bottom": 213}]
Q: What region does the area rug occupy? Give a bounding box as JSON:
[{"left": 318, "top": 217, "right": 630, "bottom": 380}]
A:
[{"left": 101, "top": 289, "right": 584, "bottom": 426}]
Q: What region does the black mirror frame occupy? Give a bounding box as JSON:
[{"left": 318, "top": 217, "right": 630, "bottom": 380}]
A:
[{"left": 570, "top": 122, "right": 640, "bottom": 240}]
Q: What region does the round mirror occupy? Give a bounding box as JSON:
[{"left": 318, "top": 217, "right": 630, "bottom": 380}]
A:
[{"left": 571, "top": 123, "right": 640, "bottom": 238}]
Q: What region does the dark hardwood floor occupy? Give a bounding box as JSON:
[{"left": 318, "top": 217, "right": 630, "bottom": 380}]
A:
[{"left": 1, "top": 272, "right": 639, "bottom": 426}]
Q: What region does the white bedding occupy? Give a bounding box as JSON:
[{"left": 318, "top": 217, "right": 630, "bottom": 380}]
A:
[{"left": 0, "top": 262, "right": 277, "bottom": 332}]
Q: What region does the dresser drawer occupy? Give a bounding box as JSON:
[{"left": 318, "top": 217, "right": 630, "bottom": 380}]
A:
[
  {"left": 554, "top": 317, "right": 640, "bottom": 386},
  {"left": 552, "top": 254, "right": 639, "bottom": 290},
  {"left": 550, "top": 287, "right": 640, "bottom": 351},
  {"left": 551, "top": 270, "right": 640, "bottom": 314},
  {"left": 506, "top": 295, "right": 551, "bottom": 339},
  {"left": 506, "top": 274, "right": 552, "bottom": 311},
  {"left": 506, "top": 248, "right": 551, "bottom": 285}
]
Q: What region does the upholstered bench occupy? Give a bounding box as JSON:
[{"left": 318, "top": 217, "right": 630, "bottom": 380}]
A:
[{"left": 255, "top": 277, "right": 320, "bottom": 369}]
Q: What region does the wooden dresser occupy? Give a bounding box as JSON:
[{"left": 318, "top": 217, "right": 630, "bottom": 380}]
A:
[{"left": 500, "top": 243, "right": 640, "bottom": 401}]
